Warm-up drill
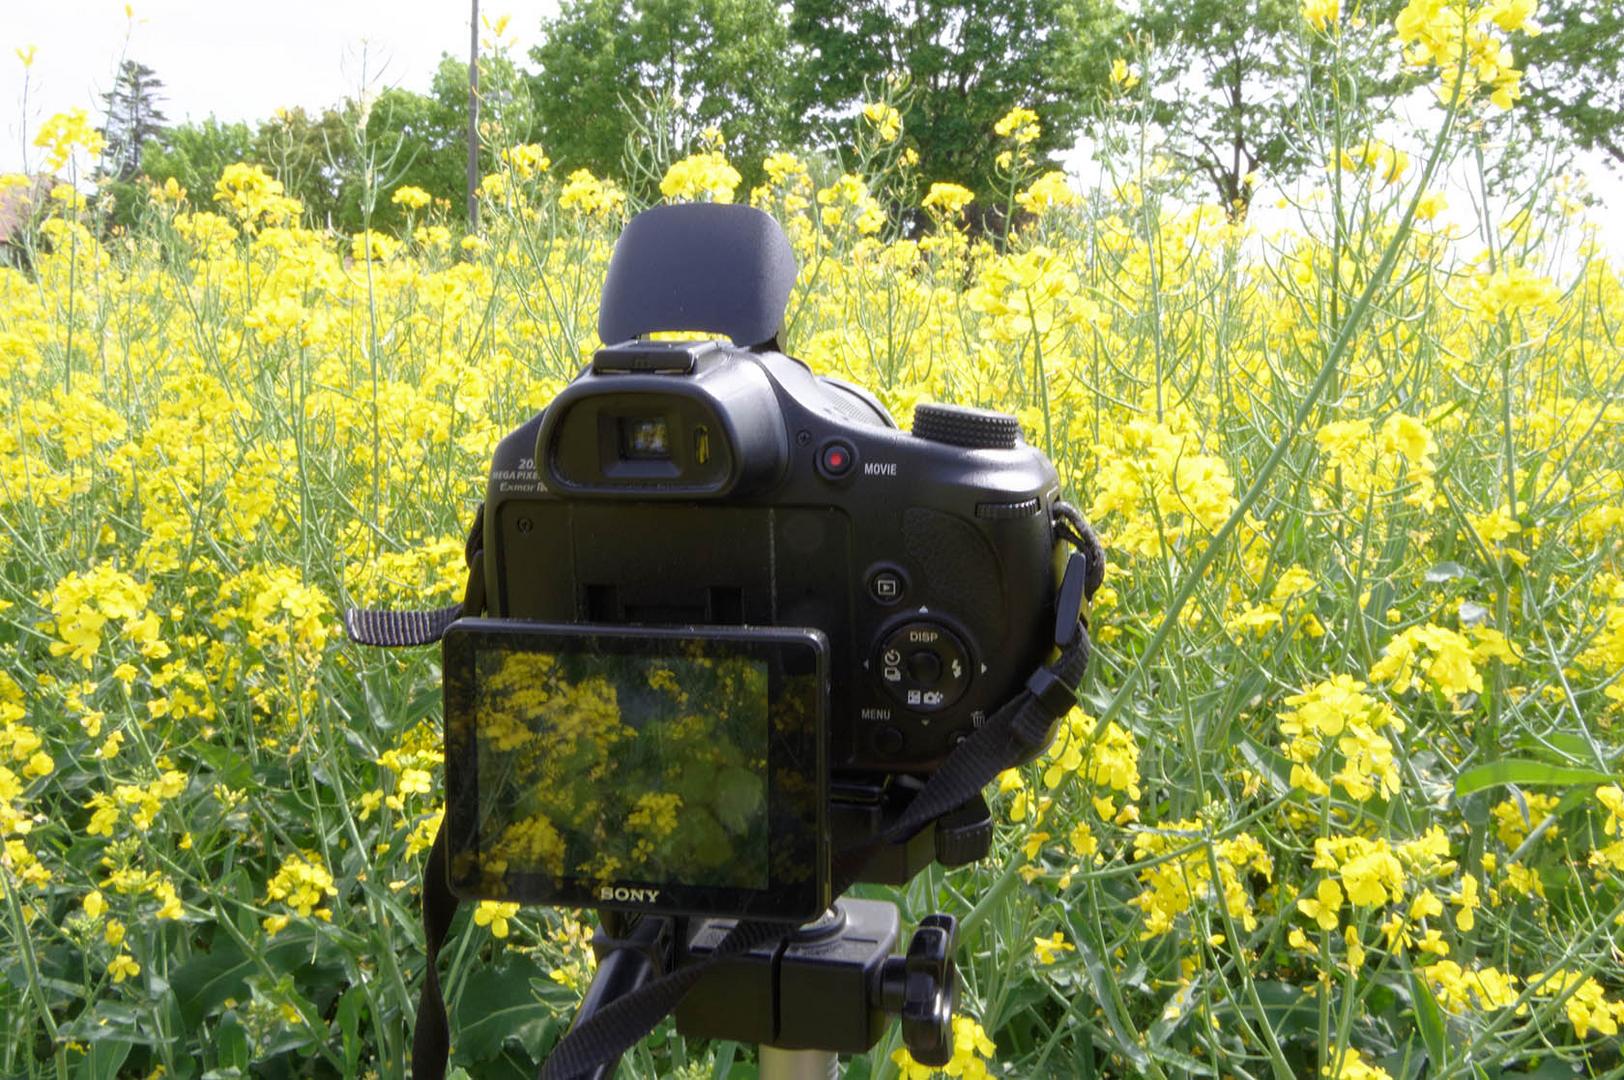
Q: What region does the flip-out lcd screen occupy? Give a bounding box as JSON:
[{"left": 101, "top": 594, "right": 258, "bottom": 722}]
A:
[{"left": 442, "top": 620, "right": 828, "bottom": 921}]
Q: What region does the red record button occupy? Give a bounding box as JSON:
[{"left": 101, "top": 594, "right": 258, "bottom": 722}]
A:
[{"left": 818, "top": 439, "right": 857, "bottom": 478}]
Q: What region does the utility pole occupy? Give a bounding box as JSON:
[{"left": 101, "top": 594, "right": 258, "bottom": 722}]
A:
[{"left": 467, "top": 0, "right": 480, "bottom": 231}]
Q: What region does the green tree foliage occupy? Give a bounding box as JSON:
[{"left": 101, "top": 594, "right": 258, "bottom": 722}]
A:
[
  {"left": 788, "top": 0, "right": 1119, "bottom": 197},
  {"left": 1514, "top": 0, "right": 1623, "bottom": 166},
  {"left": 141, "top": 117, "right": 255, "bottom": 207},
  {"left": 527, "top": 0, "right": 794, "bottom": 191},
  {"left": 251, "top": 106, "right": 354, "bottom": 227},
  {"left": 100, "top": 60, "right": 169, "bottom": 182},
  {"left": 1126, "top": 0, "right": 1378, "bottom": 213}
]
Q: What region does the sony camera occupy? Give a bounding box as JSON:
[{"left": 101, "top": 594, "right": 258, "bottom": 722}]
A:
[{"left": 442, "top": 203, "right": 1066, "bottom": 924}]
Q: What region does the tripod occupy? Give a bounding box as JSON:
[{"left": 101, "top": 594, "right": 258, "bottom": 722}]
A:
[
  {"left": 568, "top": 900, "right": 957, "bottom": 1080},
  {"left": 561, "top": 787, "right": 992, "bottom": 1079}
]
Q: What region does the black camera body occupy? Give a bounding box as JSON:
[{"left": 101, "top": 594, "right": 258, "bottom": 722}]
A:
[
  {"left": 431, "top": 205, "right": 1075, "bottom": 919},
  {"left": 482, "top": 344, "right": 1060, "bottom": 775}
]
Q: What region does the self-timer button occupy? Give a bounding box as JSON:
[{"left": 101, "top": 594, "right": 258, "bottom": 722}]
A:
[
  {"left": 875, "top": 620, "right": 971, "bottom": 713},
  {"left": 817, "top": 439, "right": 857, "bottom": 479}
]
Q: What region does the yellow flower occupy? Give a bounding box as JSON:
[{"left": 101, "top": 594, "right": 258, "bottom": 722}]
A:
[
  {"left": 1302, "top": 0, "right": 1339, "bottom": 31},
  {"left": 1468, "top": 504, "right": 1522, "bottom": 546},
  {"left": 264, "top": 851, "right": 337, "bottom": 918},
  {"left": 1369, "top": 624, "right": 1483, "bottom": 699},
  {"left": 33, "top": 108, "right": 106, "bottom": 173},
  {"left": 1453, "top": 874, "right": 1479, "bottom": 931},
  {"left": 474, "top": 900, "right": 521, "bottom": 939},
  {"left": 660, "top": 151, "right": 741, "bottom": 203},
  {"left": 108, "top": 954, "right": 140, "bottom": 984},
  {"left": 1109, "top": 57, "right": 1139, "bottom": 90},
  {"left": 861, "top": 102, "right": 902, "bottom": 143},
  {"left": 1297, "top": 877, "right": 1343, "bottom": 931},
  {"left": 922, "top": 182, "right": 976, "bottom": 217},
  {"left": 500, "top": 143, "right": 551, "bottom": 179},
  {"left": 893, "top": 1015, "right": 996, "bottom": 1079},
  {"left": 1325, "top": 1045, "right": 1393, "bottom": 1080},
  {"left": 994, "top": 106, "right": 1041, "bottom": 145},
  {"left": 1032, "top": 930, "right": 1075, "bottom": 964},
  {"left": 1015, "top": 171, "right": 1080, "bottom": 215},
  {"left": 558, "top": 169, "right": 626, "bottom": 217},
  {"left": 390, "top": 185, "right": 433, "bottom": 211}
]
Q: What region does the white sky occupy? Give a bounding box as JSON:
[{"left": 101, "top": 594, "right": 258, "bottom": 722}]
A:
[
  {"left": 2, "top": 0, "right": 561, "bottom": 169},
  {"left": 2, "top": 1, "right": 1619, "bottom": 260}
]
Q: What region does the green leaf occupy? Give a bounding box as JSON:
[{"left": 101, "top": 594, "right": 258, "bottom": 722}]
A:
[
  {"left": 1424, "top": 561, "right": 1471, "bottom": 583},
  {"left": 451, "top": 962, "right": 559, "bottom": 1064},
  {"left": 1453, "top": 759, "right": 1615, "bottom": 797},
  {"left": 170, "top": 933, "right": 311, "bottom": 1028},
  {"left": 1409, "top": 965, "right": 1449, "bottom": 1071},
  {"left": 1074, "top": 941, "right": 1150, "bottom": 1073},
  {"left": 216, "top": 1014, "right": 250, "bottom": 1072},
  {"left": 337, "top": 985, "right": 367, "bottom": 1074},
  {"left": 73, "top": 1039, "right": 131, "bottom": 1080},
  {"left": 1243, "top": 981, "right": 1318, "bottom": 1039},
  {"left": 713, "top": 766, "right": 766, "bottom": 835}
]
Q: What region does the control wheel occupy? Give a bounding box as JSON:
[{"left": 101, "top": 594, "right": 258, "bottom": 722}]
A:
[{"left": 875, "top": 620, "right": 971, "bottom": 712}]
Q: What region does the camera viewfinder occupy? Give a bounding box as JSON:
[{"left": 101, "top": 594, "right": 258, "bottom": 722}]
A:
[{"left": 620, "top": 417, "right": 671, "bottom": 461}]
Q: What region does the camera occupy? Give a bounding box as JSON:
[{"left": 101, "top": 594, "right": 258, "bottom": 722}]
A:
[{"left": 441, "top": 203, "right": 1067, "bottom": 924}]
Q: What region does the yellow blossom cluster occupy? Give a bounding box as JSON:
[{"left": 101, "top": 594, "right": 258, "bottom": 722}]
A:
[
  {"left": 262, "top": 850, "right": 338, "bottom": 931},
  {"left": 1314, "top": 413, "right": 1440, "bottom": 514},
  {"left": 659, "top": 151, "right": 742, "bottom": 204},
  {"left": 1367, "top": 622, "right": 1513, "bottom": 700},
  {"left": 861, "top": 101, "right": 903, "bottom": 144},
  {"left": 559, "top": 168, "right": 627, "bottom": 217},
  {"left": 1394, "top": 0, "right": 1538, "bottom": 109},
  {"left": 1132, "top": 823, "right": 1273, "bottom": 939},
  {"left": 1279, "top": 674, "right": 1404, "bottom": 800}
]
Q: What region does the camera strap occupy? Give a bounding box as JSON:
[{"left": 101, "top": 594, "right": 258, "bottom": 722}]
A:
[{"left": 342, "top": 503, "right": 1102, "bottom": 1080}]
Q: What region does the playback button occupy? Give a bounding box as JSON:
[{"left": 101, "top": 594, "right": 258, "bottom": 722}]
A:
[
  {"left": 867, "top": 566, "right": 906, "bottom": 605},
  {"left": 875, "top": 620, "right": 971, "bottom": 712}
]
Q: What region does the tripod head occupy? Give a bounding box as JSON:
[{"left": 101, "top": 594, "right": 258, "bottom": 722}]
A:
[{"left": 572, "top": 900, "right": 961, "bottom": 1078}]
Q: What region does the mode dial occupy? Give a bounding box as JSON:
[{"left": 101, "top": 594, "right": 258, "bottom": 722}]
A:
[{"left": 912, "top": 403, "right": 1021, "bottom": 450}]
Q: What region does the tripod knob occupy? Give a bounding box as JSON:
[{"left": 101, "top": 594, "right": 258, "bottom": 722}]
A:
[{"left": 877, "top": 914, "right": 959, "bottom": 1067}]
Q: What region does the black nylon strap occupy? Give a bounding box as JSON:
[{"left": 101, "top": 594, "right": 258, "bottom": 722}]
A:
[
  {"left": 414, "top": 829, "right": 457, "bottom": 1077},
  {"left": 345, "top": 603, "right": 465, "bottom": 648},
  {"left": 344, "top": 508, "right": 485, "bottom": 650}
]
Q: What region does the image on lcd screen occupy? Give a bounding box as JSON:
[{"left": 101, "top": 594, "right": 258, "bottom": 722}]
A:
[{"left": 468, "top": 649, "right": 770, "bottom": 891}]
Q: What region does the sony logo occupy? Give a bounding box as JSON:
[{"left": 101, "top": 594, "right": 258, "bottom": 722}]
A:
[{"left": 599, "top": 885, "right": 663, "bottom": 904}]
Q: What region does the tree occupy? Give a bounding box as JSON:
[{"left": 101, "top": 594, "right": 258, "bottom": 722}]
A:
[
  {"left": 788, "top": 0, "right": 1120, "bottom": 197},
  {"left": 1127, "top": 0, "right": 1375, "bottom": 214},
  {"left": 527, "top": 0, "right": 795, "bottom": 191},
  {"left": 1513, "top": 0, "right": 1624, "bottom": 166},
  {"left": 251, "top": 106, "right": 355, "bottom": 227},
  {"left": 141, "top": 117, "right": 255, "bottom": 209},
  {"left": 100, "top": 60, "right": 168, "bottom": 181}
]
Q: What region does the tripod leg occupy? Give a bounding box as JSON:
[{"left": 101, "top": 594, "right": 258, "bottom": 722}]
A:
[{"left": 758, "top": 1047, "right": 839, "bottom": 1080}]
